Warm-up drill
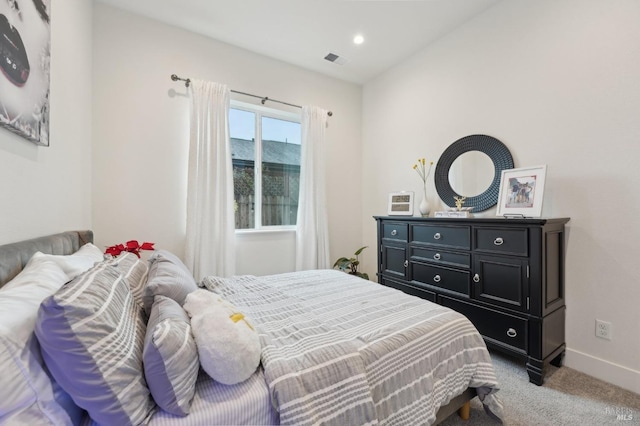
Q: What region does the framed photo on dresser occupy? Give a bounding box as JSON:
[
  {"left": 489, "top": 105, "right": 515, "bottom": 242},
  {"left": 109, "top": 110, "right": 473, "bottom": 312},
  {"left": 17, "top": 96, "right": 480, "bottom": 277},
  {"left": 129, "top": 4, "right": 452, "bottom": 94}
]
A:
[{"left": 497, "top": 165, "right": 547, "bottom": 218}]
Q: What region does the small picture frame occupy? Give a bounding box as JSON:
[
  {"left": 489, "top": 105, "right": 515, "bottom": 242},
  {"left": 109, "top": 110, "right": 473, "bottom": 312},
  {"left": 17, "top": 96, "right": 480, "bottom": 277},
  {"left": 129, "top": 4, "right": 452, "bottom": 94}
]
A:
[
  {"left": 388, "top": 191, "right": 414, "bottom": 216},
  {"left": 496, "top": 165, "right": 547, "bottom": 218}
]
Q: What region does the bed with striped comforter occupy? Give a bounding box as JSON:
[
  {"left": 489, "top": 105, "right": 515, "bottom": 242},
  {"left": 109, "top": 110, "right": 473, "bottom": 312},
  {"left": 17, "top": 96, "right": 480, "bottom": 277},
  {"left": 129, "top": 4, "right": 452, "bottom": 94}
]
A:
[{"left": 196, "top": 269, "right": 503, "bottom": 425}]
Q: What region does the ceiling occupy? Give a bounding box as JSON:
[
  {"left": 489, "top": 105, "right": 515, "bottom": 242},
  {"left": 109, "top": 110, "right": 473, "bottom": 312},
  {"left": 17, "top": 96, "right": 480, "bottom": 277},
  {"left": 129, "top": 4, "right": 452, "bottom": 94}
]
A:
[{"left": 96, "top": 0, "right": 501, "bottom": 85}]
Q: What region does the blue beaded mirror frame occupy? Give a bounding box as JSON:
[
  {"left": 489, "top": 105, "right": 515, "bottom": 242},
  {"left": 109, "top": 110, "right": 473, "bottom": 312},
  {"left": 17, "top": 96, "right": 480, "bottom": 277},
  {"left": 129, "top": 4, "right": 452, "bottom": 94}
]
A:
[{"left": 434, "top": 135, "right": 514, "bottom": 212}]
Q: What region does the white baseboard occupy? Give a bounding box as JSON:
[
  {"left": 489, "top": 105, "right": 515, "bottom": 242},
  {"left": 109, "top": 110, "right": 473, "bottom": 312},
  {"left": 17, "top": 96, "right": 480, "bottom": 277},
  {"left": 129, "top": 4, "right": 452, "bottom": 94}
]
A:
[{"left": 565, "top": 348, "right": 640, "bottom": 395}]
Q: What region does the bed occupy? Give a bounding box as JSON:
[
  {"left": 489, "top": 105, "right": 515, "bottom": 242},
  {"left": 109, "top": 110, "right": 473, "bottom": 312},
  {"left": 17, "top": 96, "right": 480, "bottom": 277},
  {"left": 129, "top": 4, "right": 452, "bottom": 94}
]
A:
[{"left": 0, "top": 230, "right": 503, "bottom": 425}]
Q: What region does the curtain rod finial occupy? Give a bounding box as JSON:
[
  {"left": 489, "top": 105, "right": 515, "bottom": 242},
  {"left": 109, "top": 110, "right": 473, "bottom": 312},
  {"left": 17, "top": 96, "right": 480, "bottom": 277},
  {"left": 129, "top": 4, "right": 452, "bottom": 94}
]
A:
[{"left": 170, "top": 74, "right": 190, "bottom": 87}]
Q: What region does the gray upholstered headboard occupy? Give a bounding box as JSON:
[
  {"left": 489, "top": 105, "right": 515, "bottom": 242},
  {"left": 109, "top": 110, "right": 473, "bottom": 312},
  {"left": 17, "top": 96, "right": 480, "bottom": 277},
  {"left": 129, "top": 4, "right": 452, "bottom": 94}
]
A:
[{"left": 0, "top": 230, "right": 94, "bottom": 288}]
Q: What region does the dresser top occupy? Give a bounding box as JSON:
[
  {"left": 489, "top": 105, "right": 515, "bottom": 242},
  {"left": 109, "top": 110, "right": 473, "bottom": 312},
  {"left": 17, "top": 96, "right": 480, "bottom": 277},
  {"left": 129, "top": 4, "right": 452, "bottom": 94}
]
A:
[{"left": 374, "top": 216, "right": 570, "bottom": 225}]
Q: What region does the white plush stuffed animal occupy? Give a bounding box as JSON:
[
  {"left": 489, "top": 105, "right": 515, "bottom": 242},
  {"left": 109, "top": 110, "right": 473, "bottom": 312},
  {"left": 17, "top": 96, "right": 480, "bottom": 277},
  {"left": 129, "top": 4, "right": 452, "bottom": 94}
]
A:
[{"left": 183, "top": 289, "right": 261, "bottom": 385}]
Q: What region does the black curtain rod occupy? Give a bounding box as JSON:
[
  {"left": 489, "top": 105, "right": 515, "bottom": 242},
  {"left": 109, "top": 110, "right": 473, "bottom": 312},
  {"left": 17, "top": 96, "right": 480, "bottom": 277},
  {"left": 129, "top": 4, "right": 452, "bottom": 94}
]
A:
[{"left": 170, "top": 74, "right": 333, "bottom": 117}]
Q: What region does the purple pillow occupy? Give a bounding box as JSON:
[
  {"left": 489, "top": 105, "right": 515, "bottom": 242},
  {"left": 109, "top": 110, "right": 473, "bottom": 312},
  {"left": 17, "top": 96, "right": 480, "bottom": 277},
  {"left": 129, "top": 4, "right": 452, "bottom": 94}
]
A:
[
  {"left": 143, "top": 250, "right": 198, "bottom": 315},
  {"left": 143, "top": 295, "right": 199, "bottom": 415},
  {"left": 36, "top": 261, "right": 156, "bottom": 425}
]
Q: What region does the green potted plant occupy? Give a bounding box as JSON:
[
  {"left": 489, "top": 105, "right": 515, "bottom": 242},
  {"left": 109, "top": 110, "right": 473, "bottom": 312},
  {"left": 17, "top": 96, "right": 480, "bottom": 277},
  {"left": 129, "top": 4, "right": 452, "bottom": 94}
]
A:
[{"left": 333, "top": 246, "right": 369, "bottom": 280}]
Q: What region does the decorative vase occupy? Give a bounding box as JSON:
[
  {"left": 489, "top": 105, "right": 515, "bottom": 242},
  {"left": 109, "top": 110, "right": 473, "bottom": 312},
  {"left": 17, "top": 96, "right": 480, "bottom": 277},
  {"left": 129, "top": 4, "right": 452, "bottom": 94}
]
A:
[{"left": 418, "top": 187, "right": 430, "bottom": 217}]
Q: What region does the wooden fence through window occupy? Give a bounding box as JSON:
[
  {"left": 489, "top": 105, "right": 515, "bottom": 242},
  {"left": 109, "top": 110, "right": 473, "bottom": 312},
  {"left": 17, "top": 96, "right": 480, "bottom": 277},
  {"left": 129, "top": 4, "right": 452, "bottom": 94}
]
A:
[{"left": 235, "top": 195, "right": 298, "bottom": 229}]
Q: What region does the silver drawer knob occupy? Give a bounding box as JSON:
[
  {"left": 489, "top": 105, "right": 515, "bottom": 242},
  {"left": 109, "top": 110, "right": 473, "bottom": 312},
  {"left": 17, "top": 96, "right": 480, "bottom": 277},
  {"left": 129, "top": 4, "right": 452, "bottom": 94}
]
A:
[
  {"left": 391, "top": 229, "right": 398, "bottom": 236},
  {"left": 434, "top": 232, "right": 441, "bottom": 240},
  {"left": 434, "top": 253, "right": 441, "bottom": 260},
  {"left": 473, "top": 274, "right": 480, "bottom": 283},
  {"left": 433, "top": 275, "right": 441, "bottom": 283},
  {"left": 404, "top": 260, "right": 408, "bottom": 268},
  {"left": 506, "top": 328, "right": 517, "bottom": 338},
  {"left": 494, "top": 237, "right": 504, "bottom": 246}
]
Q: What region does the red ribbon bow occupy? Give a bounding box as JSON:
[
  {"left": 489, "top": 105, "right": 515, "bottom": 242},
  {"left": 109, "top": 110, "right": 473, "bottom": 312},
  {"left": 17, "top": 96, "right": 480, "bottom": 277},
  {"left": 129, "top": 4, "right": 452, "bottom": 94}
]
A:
[{"left": 105, "top": 240, "right": 155, "bottom": 258}]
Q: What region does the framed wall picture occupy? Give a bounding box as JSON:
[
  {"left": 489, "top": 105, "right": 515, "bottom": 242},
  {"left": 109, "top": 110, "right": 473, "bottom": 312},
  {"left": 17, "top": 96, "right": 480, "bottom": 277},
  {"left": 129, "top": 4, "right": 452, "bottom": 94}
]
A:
[
  {"left": 496, "top": 165, "right": 547, "bottom": 217},
  {"left": 387, "top": 191, "right": 414, "bottom": 216},
  {"left": 0, "top": 1, "right": 51, "bottom": 146}
]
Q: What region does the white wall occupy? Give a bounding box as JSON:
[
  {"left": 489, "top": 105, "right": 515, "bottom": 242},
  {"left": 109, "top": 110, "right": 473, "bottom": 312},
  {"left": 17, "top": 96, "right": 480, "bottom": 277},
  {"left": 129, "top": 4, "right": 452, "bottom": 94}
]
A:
[
  {"left": 362, "top": 0, "right": 640, "bottom": 393},
  {"left": 0, "top": 1, "right": 93, "bottom": 244},
  {"left": 92, "top": 4, "right": 362, "bottom": 275}
]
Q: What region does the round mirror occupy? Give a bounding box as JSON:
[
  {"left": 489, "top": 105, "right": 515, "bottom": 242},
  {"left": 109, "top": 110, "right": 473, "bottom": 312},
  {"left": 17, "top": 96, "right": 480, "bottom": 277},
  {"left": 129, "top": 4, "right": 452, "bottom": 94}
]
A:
[
  {"left": 448, "top": 151, "right": 494, "bottom": 197},
  {"left": 435, "top": 135, "right": 514, "bottom": 212}
]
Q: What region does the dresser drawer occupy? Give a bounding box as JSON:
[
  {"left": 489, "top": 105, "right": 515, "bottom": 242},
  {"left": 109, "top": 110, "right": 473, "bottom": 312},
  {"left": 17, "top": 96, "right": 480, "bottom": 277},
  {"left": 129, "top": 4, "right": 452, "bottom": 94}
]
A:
[
  {"left": 411, "top": 246, "right": 470, "bottom": 269},
  {"left": 412, "top": 224, "right": 470, "bottom": 250},
  {"left": 475, "top": 227, "right": 528, "bottom": 256},
  {"left": 382, "top": 222, "right": 408, "bottom": 242},
  {"left": 412, "top": 263, "right": 470, "bottom": 297},
  {"left": 440, "top": 296, "right": 527, "bottom": 352}
]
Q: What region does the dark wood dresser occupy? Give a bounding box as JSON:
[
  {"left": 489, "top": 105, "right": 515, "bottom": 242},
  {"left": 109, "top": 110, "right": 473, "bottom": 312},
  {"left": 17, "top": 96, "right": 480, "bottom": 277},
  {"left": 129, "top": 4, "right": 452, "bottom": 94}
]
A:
[{"left": 374, "top": 216, "right": 570, "bottom": 385}]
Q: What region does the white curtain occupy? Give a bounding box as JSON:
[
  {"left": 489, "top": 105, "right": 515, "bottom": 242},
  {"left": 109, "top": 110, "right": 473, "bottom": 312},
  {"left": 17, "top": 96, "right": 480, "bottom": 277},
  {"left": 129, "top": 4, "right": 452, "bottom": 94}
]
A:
[
  {"left": 185, "top": 79, "right": 235, "bottom": 280},
  {"left": 295, "top": 106, "right": 330, "bottom": 270}
]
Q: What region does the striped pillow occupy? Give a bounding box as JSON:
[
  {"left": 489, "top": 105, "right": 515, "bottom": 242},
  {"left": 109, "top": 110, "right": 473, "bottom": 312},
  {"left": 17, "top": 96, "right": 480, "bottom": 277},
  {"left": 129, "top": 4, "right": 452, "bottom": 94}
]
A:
[
  {"left": 143, "top": 295, "right": 199, "bottom": 416},
  {"left": 107, "top": 252, "right": 149, "bottom": 308},
  {"left": 35, "top": 261, "right": 156, "bottom": 425},
  {"left": 143, "top": 250, "right": 198, "bottom": 315}
]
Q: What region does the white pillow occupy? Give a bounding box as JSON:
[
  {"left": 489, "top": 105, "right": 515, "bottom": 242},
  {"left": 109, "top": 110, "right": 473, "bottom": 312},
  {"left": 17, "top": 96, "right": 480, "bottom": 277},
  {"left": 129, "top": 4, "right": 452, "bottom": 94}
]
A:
[
  {"left": 0, "top": 257, "right": 83, "bottom": 425},
  {"left": 183, "top": 289, "right": 261, "bottom": 385},
  {"left": 1, "top": 243, "right": 103, "bottom": 292},
  {"left": 0, "top": 257, "right": 69, "bottom": 341},
  {"left": 35, "top": 243, "right": 104, "bottom": 281}
]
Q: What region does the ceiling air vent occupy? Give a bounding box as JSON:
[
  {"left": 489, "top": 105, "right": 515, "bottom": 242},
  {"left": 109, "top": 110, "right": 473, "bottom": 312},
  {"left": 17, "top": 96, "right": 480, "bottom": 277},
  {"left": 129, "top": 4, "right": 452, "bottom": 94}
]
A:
[{"left": 324, "top": 53, "right": 348, "bottom": 65}]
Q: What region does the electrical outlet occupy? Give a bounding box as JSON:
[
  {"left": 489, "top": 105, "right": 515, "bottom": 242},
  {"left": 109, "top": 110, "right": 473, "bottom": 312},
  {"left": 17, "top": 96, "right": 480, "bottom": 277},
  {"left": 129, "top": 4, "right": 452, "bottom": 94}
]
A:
[{"left": 595, "top": 319, "right": 612, "bottom": 340}]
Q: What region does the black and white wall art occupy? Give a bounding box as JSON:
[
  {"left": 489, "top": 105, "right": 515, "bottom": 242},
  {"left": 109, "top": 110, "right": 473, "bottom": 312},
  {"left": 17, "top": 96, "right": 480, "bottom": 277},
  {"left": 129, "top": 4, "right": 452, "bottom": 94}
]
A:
[{"left": 0, "top": 0, "right": 50, "bottom": 146}]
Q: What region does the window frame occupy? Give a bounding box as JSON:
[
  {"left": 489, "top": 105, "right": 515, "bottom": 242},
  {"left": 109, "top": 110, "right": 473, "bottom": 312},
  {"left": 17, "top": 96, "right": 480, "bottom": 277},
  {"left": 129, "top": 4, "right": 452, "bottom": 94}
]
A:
[{"left": 230, "top": 100, "right": 302, "bottom": 233}]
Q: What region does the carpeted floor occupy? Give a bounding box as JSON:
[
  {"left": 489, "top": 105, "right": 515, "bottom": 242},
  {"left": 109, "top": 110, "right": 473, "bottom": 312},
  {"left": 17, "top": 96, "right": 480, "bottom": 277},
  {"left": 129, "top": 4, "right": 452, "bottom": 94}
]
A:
[{"left": 439, "top": 351, "right": 640, "bottom": 426}]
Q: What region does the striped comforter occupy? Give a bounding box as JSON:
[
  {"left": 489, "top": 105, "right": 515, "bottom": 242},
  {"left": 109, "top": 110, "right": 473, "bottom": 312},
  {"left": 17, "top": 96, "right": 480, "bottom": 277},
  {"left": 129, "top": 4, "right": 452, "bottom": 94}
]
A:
[{"left": 201, "top": 269, "right": 503, "bottom": 425}]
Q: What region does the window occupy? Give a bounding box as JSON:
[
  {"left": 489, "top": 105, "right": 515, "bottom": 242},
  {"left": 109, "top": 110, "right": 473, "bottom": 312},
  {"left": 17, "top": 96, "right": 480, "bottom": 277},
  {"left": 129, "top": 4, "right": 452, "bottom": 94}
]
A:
[{"left": 230, "top": 102, "right": 301, "bottom": 230}]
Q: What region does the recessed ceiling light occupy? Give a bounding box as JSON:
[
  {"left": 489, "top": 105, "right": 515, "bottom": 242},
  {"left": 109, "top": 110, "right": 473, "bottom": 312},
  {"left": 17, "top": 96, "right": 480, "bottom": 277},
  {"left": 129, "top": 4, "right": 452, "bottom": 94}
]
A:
[{"left": 353, "top": 35, "right": 364, "bottom": 45}]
